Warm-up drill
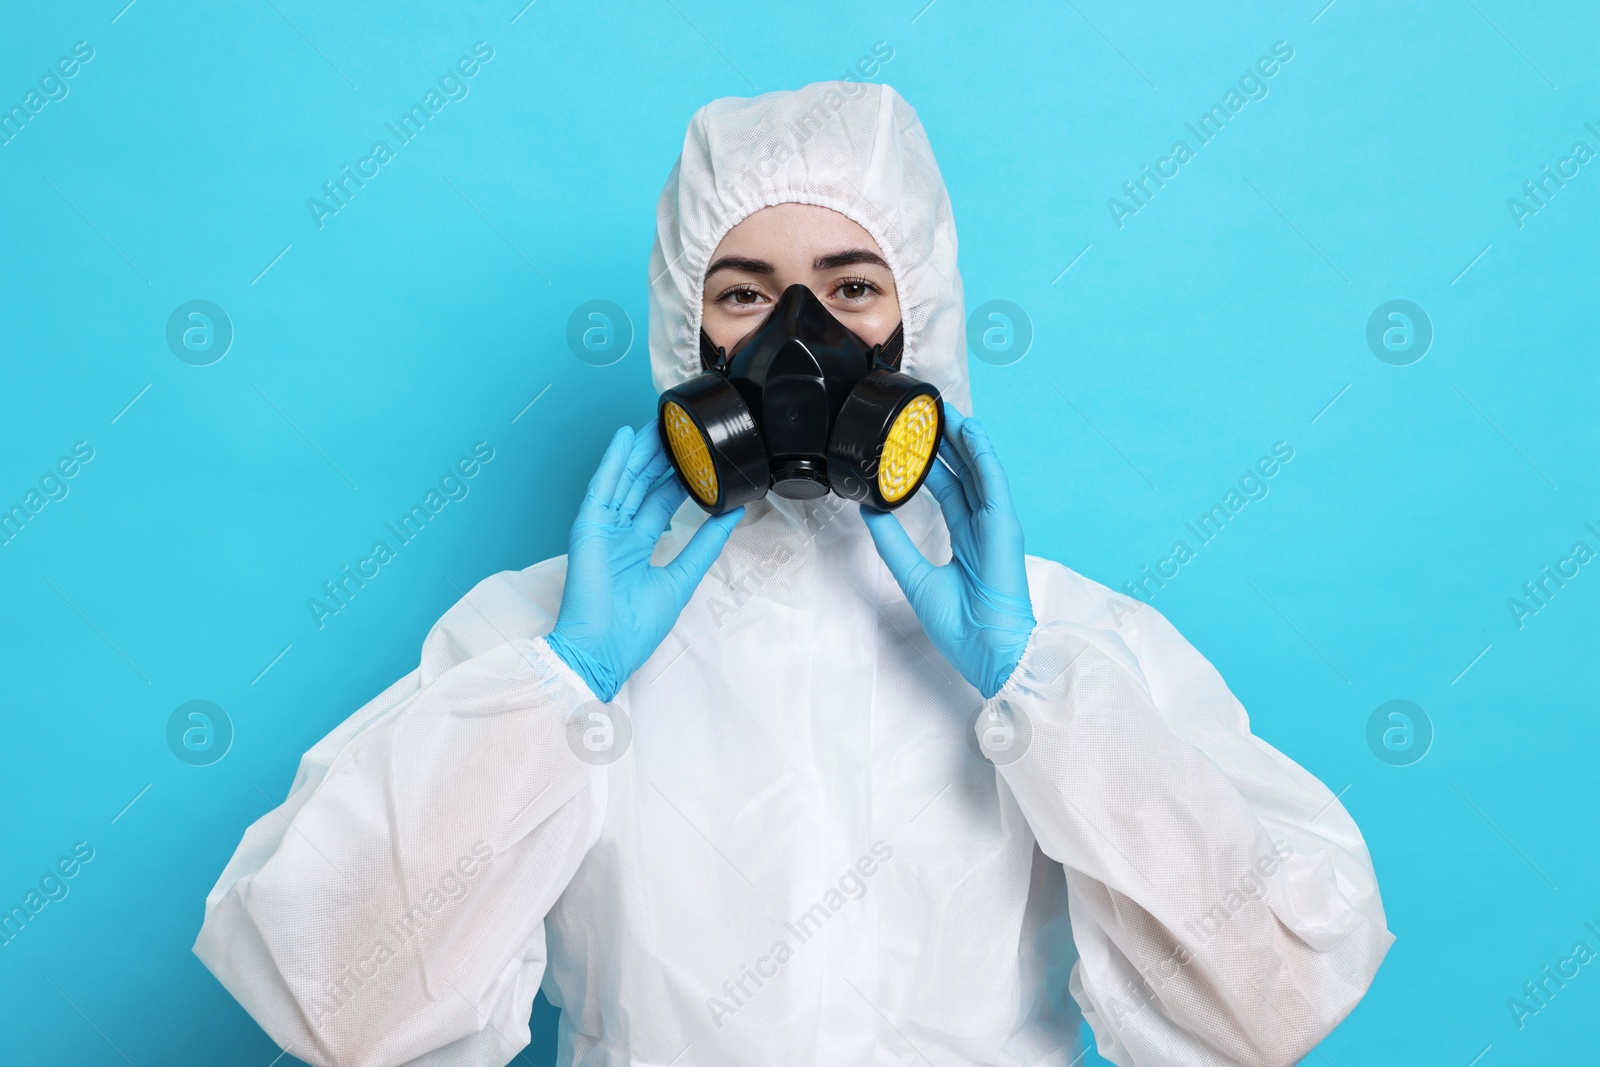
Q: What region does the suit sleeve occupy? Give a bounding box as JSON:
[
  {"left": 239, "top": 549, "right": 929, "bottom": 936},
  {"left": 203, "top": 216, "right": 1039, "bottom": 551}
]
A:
[
  {"left": 983, "top": 562, "right": 1393, "bottom": 1067},
  {"left": 194, "top": 563, "right": 609, "bottom": 1067}
]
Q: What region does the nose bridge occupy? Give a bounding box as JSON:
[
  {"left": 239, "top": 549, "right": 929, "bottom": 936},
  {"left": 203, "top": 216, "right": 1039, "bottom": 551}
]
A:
[
  {"left": 733, "top": 283, "right": 827, "bottom": 355},
  {"left": 778, "top": 282, "right": 824, "bottom": 324},
  {"left": 780, "top": 282, "right": 850, "bottom": 347}
]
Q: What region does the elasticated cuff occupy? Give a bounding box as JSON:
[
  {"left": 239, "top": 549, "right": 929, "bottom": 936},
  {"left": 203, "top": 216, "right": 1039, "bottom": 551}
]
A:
[{"left": 535, "top": 633, "right": 607, "bottom": 705}]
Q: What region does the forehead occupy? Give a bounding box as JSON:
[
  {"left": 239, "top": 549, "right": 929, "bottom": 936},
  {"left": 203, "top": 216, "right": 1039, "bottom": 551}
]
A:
[{"left": 710, "top": 202, "right": 887, "bottom": 263}]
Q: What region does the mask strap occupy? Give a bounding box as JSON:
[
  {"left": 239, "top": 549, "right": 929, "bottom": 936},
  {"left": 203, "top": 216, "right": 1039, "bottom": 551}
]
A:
[
  {"left": 698, "top": 328, "right": 728, "bottom": 374},
  {"left": 872, "top": 322, "right": 905, "bottom": 371}
]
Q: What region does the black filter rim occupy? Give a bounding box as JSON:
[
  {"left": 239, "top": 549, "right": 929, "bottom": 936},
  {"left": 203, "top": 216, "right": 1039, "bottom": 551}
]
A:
[
  {"left": 826, "top": 371, "right": 943, "bottom": 511},
  {"left": 657, "top": 374, "right": 770, "bottom": 515}
]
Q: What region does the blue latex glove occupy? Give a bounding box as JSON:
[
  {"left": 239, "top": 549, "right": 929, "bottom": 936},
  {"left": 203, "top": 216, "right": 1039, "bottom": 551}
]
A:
[
  {"left": 861, "top": 403, "right": 1035, "bottom": 699},
  {"left": 547, "top": 422, "right": 744, "bottom": 702}
]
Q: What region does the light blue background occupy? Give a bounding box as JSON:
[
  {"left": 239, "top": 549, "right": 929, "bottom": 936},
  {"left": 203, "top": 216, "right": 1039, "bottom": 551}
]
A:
[{"left": 2, "top": 1, "right": 1595, "bottom": 1064}]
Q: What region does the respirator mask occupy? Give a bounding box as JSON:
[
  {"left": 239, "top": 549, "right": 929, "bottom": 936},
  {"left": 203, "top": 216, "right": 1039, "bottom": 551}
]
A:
[{"left": 659, "top": 283, "right": 944, "bottom": 516}]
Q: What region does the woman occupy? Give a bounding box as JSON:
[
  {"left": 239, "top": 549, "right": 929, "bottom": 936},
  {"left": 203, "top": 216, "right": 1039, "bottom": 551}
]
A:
[{"left": 197, "top": 80, "right": 1391, "bottom": 1067}]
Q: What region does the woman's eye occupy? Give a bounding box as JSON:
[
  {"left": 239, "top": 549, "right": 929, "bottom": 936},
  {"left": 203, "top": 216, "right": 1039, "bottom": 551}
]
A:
[
  {"left": 834, "top": 278, "right": 878, "bottom": 301},
  {"left": 725, "top": 287, "right": 764, "bottom": 306}
]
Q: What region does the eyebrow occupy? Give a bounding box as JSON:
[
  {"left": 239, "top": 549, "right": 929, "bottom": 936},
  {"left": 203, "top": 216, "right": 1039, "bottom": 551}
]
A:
[
  {"left": 704, "top": 255, "right": 774, "bottom": 277},
  {"left": 813, "top": 248, "right": 889, "bottom": 271},
  {"left": 704, "top": 248, "right": 890, "bottom": 280}
]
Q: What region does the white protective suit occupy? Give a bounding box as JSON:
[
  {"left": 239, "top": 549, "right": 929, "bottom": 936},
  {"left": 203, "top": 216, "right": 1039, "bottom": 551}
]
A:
[{"left": 196, "top": 81, "right": 1393, "bottom": 1067}]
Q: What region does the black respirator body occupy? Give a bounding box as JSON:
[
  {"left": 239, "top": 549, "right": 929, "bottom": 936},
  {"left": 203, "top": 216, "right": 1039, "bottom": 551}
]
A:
[{"left": 658, "top": 284, "right": 943, "bottom": 516}]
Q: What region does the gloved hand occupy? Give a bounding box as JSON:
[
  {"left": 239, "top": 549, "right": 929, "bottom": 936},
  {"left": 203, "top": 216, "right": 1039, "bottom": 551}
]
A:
[
  {"left": 546, "top": 422, "right": 744, "bottom": 702},
  {"left": 861, "top": 403, "right": 1035, "bottom": 699}
]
